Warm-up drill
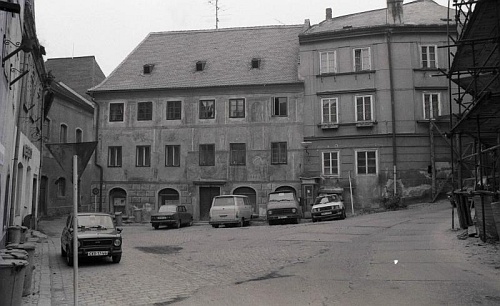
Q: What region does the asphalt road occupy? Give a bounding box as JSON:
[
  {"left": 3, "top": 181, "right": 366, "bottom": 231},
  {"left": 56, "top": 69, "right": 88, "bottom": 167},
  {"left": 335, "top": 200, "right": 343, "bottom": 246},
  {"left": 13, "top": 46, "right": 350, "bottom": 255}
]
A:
[{"left": 35, "top": 201, "right": 500, "bottom": 306}]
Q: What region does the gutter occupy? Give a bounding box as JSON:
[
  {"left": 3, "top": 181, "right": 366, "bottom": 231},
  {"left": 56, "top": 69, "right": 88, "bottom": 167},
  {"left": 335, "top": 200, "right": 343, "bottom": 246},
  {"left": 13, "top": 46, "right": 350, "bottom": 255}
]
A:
[{"left": 387, "top": 30, "right": 398, "bottom": 195}]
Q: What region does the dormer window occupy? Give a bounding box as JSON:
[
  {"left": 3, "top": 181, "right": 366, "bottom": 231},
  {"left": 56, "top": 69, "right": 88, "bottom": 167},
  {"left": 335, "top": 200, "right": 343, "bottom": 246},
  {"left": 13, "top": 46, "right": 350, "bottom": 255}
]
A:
[
  {"left": 143, "top": 64, "right": 154, "bottom": 74},
  {"left": 251, "top": 58, "right": 261, "bottom": 69},
  {"left": 196, "top": 61, "right": 206, "bottom": 71}
]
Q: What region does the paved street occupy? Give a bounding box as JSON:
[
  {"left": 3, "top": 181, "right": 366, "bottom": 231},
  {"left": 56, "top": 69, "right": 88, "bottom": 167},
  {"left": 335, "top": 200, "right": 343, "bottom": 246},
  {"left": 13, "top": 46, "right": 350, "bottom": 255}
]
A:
[{"left": 23, "top": 201, "right": 500, "bottom": 306}]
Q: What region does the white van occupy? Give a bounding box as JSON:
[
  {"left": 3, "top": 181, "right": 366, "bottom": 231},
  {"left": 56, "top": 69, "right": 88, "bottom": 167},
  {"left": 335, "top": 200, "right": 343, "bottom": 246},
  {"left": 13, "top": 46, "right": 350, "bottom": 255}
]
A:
[{"left": 209, "top": 195, "right": 253, "bottom": 228}]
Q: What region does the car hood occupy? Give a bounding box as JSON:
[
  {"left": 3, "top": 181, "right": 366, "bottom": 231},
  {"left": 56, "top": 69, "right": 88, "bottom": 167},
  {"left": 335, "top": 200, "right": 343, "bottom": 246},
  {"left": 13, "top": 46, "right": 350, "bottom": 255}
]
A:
[
  {"left": 267, "top": 201, "right": 298, "bottom": 209},
  {"left": 312, "top": 202, "right": 344, "bottom": 209},
  {"left": 76, "top": 229, "right": 121, "bottom": 238},
  {"left": 151, "top": 212, "right": 176, "bottom": 217}
]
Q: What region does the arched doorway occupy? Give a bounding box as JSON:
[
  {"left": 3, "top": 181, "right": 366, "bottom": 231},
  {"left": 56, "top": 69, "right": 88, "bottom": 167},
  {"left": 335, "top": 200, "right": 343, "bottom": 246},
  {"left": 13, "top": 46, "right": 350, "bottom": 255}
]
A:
[
  {"left": 233, "top": 187, "right": 257, "bottom": 213},
  {"left": 109, "top": 188, "right": 127, "bottom": 214},
  {"left": 275, "top": 186, "right": 296, "bottom": 195},
  {"left": 158, "top": 188, "right": 180, "bottom": 209}
]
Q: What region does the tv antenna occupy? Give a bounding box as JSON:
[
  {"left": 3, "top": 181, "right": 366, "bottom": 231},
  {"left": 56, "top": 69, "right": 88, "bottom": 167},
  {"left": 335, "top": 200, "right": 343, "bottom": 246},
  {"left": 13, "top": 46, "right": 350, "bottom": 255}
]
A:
[{"left": 208, "top": 0, "right": 220, "bottom": 29}]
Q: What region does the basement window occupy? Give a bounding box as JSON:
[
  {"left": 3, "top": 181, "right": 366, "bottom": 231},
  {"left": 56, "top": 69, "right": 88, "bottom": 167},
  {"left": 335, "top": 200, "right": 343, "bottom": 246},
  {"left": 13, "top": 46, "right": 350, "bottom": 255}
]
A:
[
  {"left": 196, "top": 61, "right": 206, "bottom": 71},
  {"left": 143, "top": 64, "right": 154, "bottom": 74},
  {"left": 251, "top": 58, "right": 261, "bottom": 69}
]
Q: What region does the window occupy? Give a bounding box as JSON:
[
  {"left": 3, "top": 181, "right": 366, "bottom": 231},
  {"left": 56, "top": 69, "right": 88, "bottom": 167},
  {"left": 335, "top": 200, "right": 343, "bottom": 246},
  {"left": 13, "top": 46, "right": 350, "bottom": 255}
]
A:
[
  {"left": 230, "top": 143, "right": 246, "bottom": 165},
  {"left": 166, "top": 101, "right": 182, "bottom": 120},
  {"left": 165, "top": 145, "right": 180, "bottom": 167},
  {"left": 229, "top": 99, "right": 245, "bottom": 118},
  {"left": 271, "top": 142, "right": 287, "bottom": 164},
  {"left": 251, "top": 58, "right": 261, "bottom": 69},
  {"left": 136, "top": 145, "right": 151, "bottom": 167},
  {"left": 355, "top": 95, "right": 373, "bottom": 122},
  {"left": 356, "top": 150, "right": 377, "bottom": 175},
  {"left": 143, "top": 64, "right": 154, "bottom": 74},
  {"left": 56, "top": 177, "right": 66, "bottom": 197},
  {"left": 199, "top": 100, "right": 215, "bottom": 119},
  {"left": 353, "top": 47, "right": 371, "bottom": 72},
  {"left": 59, "top": 124, "right": 67, "bottom": 143},
  {"left": 76, "top": 129, "right": 83, "bottom": 143},
  {"left": 272, "top": 97, "right": 288, "bottom": 117},
  {"left": 108, "top": 146, "right": 122, "bottom": 167},
  {"left": 196, "top": 61, "right": 206, "bottom": 71},
  {"left": 423, "top": 93, "right": 440, "bottom": 119},
  {"left": 322, "top": 151, "right": 339, "bottom": 176},
  {"left": 199, "top": 144, "right": 215, "bottom": 166},
  {"left": 137, "top": 102, "right": 152, "bottom": 121},
  {"left": 321, "top": 98, "right": 338, "bottom": 123},
  {"left": 421, "top": 45, "right": 437, "bottom": 69},
  {"left": 320, "top": 51, "right": 337, "bottom": 74},
  {"left": 109, "top": 103, "right": 124, "bottom": 122}
]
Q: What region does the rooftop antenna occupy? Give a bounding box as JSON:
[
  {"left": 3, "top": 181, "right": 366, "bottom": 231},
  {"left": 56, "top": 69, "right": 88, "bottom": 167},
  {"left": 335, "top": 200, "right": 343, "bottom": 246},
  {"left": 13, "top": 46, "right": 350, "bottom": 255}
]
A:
[{"left": 208, "top": 0, "right": 220, "bottom": 29}]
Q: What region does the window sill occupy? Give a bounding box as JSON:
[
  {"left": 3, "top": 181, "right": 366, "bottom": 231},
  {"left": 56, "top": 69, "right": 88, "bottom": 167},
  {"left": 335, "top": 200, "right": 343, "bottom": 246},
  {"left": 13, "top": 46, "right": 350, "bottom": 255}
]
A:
[
  {"left": 317, "top": 70, "right": 376, "bottom": 78},
  {"left": 356, "top": 121, "right": 376, "bottom": 128},
  {"left": 318, "top": 123, "right": 339, "bottom": 129}
]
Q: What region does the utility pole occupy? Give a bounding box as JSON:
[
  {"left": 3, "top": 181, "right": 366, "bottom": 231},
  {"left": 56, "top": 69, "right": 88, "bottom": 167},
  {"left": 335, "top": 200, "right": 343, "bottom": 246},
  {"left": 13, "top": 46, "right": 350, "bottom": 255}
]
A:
[{"left": 208, "top": 0, "right": 220, "bottom": 29}]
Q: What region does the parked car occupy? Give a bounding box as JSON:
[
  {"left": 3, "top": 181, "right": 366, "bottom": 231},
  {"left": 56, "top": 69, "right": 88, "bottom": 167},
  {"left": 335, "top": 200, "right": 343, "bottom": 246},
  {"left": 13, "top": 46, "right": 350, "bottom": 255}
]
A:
[
  {"left": 150, "top": 204, "right": 193, "bottom": 229},
  {"left": 311, "top": 194, "right": 346, "bottom": 222},
  {"left": 61, "top": 213, "right": 122, "bottom": 266},
  {"left": 266, "top": 191, "right": 301, "bottom": 225},
  {"left": 209, "top": 195, "right": 253, "bottom": 228}
]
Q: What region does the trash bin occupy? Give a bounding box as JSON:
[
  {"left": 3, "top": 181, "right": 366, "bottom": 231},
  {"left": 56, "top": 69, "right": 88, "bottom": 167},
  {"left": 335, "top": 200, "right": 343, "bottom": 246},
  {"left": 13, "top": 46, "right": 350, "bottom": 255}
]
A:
[
  {"left": 20, "top": 226, "right": 28, "bottom": 243},
  {"left": 453, "top": 191, "right": 473, "bottom": 229},
  {"left": 115, "top": 212, "right": 123, "bottom": 226},
  {"left": 7, "top": 243, "right": 36, "bottom": 296},
  {"left": 7, "top": 226, "right": 22, "bottom": 244},
  {"left": 0, "top": 255, "right": 28, "bottom": 306},
  {"left": 473, "top": 191, "right": 499, "bottom": 242},
  {"left": 134, "top": 208, "right": 142, "bottom": 223}
]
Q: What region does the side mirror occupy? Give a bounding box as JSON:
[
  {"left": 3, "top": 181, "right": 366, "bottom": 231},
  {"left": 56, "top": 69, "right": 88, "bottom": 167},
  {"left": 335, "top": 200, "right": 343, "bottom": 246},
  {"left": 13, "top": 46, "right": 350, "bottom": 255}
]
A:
[{"left": 117, "top": 227, "right": 123, "bottom": 233}]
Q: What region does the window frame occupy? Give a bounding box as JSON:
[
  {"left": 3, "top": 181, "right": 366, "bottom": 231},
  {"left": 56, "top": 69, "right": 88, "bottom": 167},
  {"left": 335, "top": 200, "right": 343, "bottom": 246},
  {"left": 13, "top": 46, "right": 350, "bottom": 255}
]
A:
[
  {"left": 199, "top": 144, "right": 215, "bottom": 166},
  {"left": 319, "top": 50, "right": 337, "bottom": 74},
  {"left": 271, "top": 142, "right": 288, "bottom": 165},
  {"left": 75, "top": 128, "right": 83, "bottom": 143},
  {"left": 108, "top": 146, "right": 122, "bottom": 168},
  {"left": 423, "top": 92, "right": 441, "bottom": 120},
  {"left": 353, "top": 47, "right": 371, "bottom": 72},
  {"left": 420, "top": 45, "right": 438, "bottom": 69},
  {"left": 136, "top": 145, "right": 151, "bottom": 167},
  {"left": 230, "top": 143, "right": 246, "bottom": 166},
  {"left": 321, "top": 98, "right": 338, "bottom": 124},
  {"left": 59, "top": 124, "right": 67, "bottom": 143},
  {"left": 199, "top": 100, "right": 215, "bottom": 119},
  {"left": 322, "top": 151, "right": 340, "bottom": 176},
  {"left": 166, "top": 100, "right": 182, "bottom": 120},
  {"left": 355, "top": 95, "right": 374, "bottom": 122},
  {"left": 56, "top": 177, "right": 66, "bottom": 197},
  {"left": 272, "top": 97, "right": 288, "bottom": 117},
  {"left": 137, "top": 101, "right": 153, "bottom": 121},
  {"left": 165, "top": 145, "right": 181, "bottom": 167},
  {"left": 355, "top": 150, "right": 378, "bottom": 175},
  {"left": 109, "top": 103, "right": 124, "bottom": 122},
  {"left": 229, "top": 98, "right": 245, "bottom": 118}
]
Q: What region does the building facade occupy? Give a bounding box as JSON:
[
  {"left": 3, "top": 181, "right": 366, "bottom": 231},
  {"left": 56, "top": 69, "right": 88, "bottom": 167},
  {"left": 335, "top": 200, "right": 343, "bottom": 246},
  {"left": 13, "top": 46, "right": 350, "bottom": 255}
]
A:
[
  {"left": 89, "top": 26, "right": 306, "bottom": 220},
  {"left": 298, "top": 0, "right": 456, "bottom": 211}
]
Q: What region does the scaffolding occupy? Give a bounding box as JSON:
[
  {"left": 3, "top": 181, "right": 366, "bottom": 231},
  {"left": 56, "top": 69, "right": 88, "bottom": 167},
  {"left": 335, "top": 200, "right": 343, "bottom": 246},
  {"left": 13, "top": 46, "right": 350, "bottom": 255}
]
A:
[{"left": 446, "top": 0, "right": 500, "bottom": 241}]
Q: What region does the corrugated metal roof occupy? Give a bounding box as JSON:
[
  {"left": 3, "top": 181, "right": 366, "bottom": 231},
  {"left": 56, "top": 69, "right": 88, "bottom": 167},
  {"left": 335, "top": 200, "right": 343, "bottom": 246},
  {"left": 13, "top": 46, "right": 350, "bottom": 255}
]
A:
[{"left": 90, "top": 25, "right": 304, "bottom": 93}]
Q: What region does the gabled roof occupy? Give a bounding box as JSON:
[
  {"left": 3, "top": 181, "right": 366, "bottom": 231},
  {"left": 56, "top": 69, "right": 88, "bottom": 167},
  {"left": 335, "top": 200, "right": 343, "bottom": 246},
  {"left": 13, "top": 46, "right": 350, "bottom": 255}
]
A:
[
  {"left": 45, "top": 56, "right": 106, "bottom": 98},
  {"left": 89, "top": 25, "right": 304, "bottom": 93},
  {"left": 302, "top": 0, "right": 451, "bottom": 37}
]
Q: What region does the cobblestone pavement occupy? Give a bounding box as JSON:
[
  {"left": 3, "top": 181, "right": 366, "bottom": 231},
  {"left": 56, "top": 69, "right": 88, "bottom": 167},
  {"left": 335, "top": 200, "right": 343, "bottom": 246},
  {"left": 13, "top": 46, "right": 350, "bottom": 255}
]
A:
[{"left": 21, "top": 200, "right": 500, "bottom": 306}]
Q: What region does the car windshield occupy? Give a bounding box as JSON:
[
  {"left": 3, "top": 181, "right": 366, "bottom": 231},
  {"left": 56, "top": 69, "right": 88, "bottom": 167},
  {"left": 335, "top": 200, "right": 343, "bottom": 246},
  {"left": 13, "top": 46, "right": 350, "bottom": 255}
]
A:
[
  {"left": 314, "top": 195, "right": 339, "bottom": 204},
  {"left": 268, "top": 192, "right": 295, "bottom": 201},
  {"left": 212, "top": 197, "right": 235, "bottom": 207},
  {"left": 159, "top": 205, "right": 177, "bottom": 213},
  {"left": 77, "top": 215, "right": 114, "bottom": 229}
]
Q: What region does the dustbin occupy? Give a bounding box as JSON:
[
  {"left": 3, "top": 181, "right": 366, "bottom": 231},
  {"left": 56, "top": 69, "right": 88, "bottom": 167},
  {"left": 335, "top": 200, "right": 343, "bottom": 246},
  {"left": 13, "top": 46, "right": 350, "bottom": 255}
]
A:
[
  {"left": 20, "top": 226, "right": 28, "bottom": 243},
  {"left": 0, "top": 256, "right": 28, "bottom": 306},
  {"left": 473, "top": 191, "right": 499, "bottom": 242},
  {"left": 134, "top": 208, "right": 142, "bottom": 223},
  {"left": 7, "top": 226, "right": 22, "bottom": 244},
  {"left": 7, "top": 243, "right": 36, "bottom": 296},
  {"left": 115, "top": 212, "right": 123, "bottom": 226}
]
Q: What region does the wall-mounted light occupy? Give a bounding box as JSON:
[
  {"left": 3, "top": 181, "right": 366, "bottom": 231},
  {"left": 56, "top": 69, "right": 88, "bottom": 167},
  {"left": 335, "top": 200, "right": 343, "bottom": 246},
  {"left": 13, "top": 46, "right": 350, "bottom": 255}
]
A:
[
  {"left": 301, "top": 141, "right": 312, "bottom": 156},
  {"left": 2, "top": 35, "right": 33, "bottom": 65}
]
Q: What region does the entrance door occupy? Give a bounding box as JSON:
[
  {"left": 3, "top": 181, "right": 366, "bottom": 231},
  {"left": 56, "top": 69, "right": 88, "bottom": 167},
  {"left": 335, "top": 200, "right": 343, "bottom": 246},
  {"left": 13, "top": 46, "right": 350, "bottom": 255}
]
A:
[{"left": 199, "top": 187, "right": 220, "bottom": 221}]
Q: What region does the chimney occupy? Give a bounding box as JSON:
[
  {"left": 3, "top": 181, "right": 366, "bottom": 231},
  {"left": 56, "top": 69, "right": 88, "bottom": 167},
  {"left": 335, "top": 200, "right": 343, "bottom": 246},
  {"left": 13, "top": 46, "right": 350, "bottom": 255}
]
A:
[
  {"left": 326, "top": 8, "right": 332, "bottom": 20},
  {"left": 387, "top": 0, "right": 404, "bottom": 24}
]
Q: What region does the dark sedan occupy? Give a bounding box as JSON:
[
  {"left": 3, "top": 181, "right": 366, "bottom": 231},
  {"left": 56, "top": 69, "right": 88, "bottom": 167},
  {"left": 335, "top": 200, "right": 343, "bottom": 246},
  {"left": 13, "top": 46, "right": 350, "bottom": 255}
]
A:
[{"left": 150, "top": 205, "right": 193, "bottom": 230}]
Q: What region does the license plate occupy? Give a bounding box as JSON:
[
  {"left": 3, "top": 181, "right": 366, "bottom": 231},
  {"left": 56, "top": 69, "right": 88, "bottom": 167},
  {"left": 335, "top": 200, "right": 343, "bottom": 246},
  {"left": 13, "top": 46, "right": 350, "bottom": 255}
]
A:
[
  {"left": 321, "top": 212, "right": 332, "bottom": 215},
  {"left": 88, "top": 251, "right": 108, "bottom": 256},
  {"left": 278, "top": 216, "right": 287, "bottom": 219},
  {"left": 219, "top": 215, "right": 227, "bottom": 217}
]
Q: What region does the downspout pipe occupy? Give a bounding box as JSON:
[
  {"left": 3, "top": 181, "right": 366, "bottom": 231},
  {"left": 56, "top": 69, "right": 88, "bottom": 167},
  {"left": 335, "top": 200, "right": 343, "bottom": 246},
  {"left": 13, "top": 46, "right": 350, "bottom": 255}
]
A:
[
  {"left": 90, "top": 95, "right": 103, "bottom": 211},
  {"left": 387, "top": 30, "right": 398, "bottom": 195}
]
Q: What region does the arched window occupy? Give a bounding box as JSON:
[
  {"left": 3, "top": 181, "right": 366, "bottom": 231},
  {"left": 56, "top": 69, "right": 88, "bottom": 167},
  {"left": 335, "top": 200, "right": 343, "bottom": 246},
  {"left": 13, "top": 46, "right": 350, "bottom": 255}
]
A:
[
  {"left": 76, "top": 128, "right": 83, "bottom": 143},
  {"left": 60, "top": 124, "right": 68, "bottom": 143},
  {"left": 109, "top": 188, "right": 127, "bottom": 214},
  {"left": 275, "top": 186, "right": 296, "bottom": 195},
  {"left": 158, "top": 188, "right": 180, "bottom": 208},
  {"left": 233, "top": 187, "right": 257, "bottom": 213},
  {"left": 55, "top": 177, "right": 66, "bottom": 197}
]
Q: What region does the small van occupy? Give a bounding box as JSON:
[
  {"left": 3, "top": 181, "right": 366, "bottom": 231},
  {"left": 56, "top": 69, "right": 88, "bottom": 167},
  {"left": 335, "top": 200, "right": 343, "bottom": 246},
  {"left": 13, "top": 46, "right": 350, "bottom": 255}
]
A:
[
  {"left": 209, "top": 195, "right": 253, "bottom": 228},
  {"left": 266, "top": 191, "right": 301, "bottom": 225}
]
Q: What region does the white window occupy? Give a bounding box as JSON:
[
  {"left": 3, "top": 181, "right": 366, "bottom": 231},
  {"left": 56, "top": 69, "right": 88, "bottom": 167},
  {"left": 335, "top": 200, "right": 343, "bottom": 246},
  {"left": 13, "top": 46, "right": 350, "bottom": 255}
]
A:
[
  {"left": 322, "top": 151, "right": 340, "bottom": 176},
  {"left": 320, "top": 51, "right": 337, "bottom": 74},
  {"left": 321, "top": 98, "right": 338, "bottom": 124},
  {"left": 423, "top": 93, "right": 441, "bottom": 120},
  {"left": 356, "top": 150, "right": 377, "bottom": 175},
  {"left": 353, "top": 47, "right": 371, "bottom": 72},
  {"left": 421, "top": 45, "right": 437, "bottom": 69},
  {"left": 355, "top": 95, "right": 373, "bottom": 122},
  {"left": 59, "top": 124, "right": 67, "bottom": 143},
  {"left": 136, "top": 145, "right": 151, "bottom": 167}
]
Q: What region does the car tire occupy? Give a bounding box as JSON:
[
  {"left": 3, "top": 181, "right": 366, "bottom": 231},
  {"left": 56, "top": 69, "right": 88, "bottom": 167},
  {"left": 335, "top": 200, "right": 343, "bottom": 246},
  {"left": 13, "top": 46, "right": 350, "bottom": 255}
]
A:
[
  {"left": 66, "top": 246, "right": 74, "bottom": 267},
  {"left": 212, "top": 224, "right": 219, "bottom": 228},
  {"left": 293, "top": 218, "right": 299, "bottom": 224},
  {"left": 112, "top": 254, "right": 122, "bottom": 264},
  {"left": 175, "top": 219, "right": 181, "bottom": 229},
  {"left": 153, "top": 224, "right": 159, "bottom": 230},
  {"left": 238, "top": 218, "right": 244, "bottom": 227},
  {"left": 312, "top": 218, "right": 316, "bottom": 223},
  {"left": 341, "top": 209, "right": 346, "bottom": 220},
  {"left": 189, "top": 218, "right": 193, "bottom": 227}
]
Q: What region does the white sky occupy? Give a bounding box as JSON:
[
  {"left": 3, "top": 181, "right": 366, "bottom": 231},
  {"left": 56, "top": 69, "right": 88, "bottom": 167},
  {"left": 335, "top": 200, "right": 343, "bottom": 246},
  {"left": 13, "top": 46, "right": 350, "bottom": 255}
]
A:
[{"left": 35, "top": 0, "right": 450, "bottom": 76}]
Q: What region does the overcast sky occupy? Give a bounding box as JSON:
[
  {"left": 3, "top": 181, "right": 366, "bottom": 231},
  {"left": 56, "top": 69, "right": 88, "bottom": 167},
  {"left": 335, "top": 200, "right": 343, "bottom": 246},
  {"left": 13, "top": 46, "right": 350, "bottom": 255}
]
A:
[{"left": 35, "top": 0, "right": 450, "bottom": 76}]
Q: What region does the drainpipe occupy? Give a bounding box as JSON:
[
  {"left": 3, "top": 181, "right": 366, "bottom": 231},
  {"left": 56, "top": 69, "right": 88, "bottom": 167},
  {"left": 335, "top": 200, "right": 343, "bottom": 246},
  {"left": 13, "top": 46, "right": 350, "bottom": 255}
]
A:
[
  {"left": 387, "top": 30, "right": 398, "bottom": 195},
  {"left": 90, "top": 95, "right": 104, "bottom": 211}
]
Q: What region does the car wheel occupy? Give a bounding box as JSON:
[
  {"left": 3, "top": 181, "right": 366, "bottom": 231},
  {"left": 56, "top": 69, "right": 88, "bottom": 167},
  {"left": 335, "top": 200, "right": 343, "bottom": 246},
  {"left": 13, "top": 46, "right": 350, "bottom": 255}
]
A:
[
  {"left": 268, "top": 220, "right": 274, "bottom": 226},
  {"left": 112, "top": 254, "right": 122, "bottom": 264},
  {"left": 212, "top": 224, "right": 219, "bottom": 228},
  {"left": 175, "top": 219, "right": 181, "bottom": 229},
  {"left": 341, "top": 209, "right": 346, "bottom": 220},
  {"left": 153, "top": 224, "right": 159, "bottom": 230},
  {"left": 293, "top": 218, "right": 299, "bottom": 224},
  {"left": 66, "top": 246, "right": 74, "bottom": 267},
  {"left": 312, "top": 218, "right": 316, "bottom": 223},
  {"left": 238, "top": 218, "right": 244, "bottom": 227},
  {"left": 189, "top": 218, "right": 193, "bottom": 227}
]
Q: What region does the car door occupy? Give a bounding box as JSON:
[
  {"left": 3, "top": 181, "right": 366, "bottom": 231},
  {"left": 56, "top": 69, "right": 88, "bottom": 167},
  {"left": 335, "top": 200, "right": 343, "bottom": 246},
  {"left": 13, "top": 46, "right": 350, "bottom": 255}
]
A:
[{"left": 178, "top": 206, "right": 187, "bottom": 224}]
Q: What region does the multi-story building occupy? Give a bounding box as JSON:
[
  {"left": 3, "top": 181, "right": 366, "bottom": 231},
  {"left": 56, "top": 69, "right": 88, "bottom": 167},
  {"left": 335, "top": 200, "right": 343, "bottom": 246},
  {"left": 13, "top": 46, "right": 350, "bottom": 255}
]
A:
[
  {"left": 88, "top": 26, "right": 306, "bottom": 220},
  {"left": 298, "top": 0, "right": 456, "bottom": 210},
  {"left": 41, "top": 56, "right": 105, "bottom": 216},
  {"left": 1, "top": 0, "right": 50, "bottom": 246}
]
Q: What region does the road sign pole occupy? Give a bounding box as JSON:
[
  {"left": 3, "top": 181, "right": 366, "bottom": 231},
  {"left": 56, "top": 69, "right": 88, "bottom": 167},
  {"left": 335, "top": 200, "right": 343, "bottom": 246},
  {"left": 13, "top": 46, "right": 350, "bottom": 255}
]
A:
[{"left": 73, "top": 155, "right": 79, "bottom": 306}]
